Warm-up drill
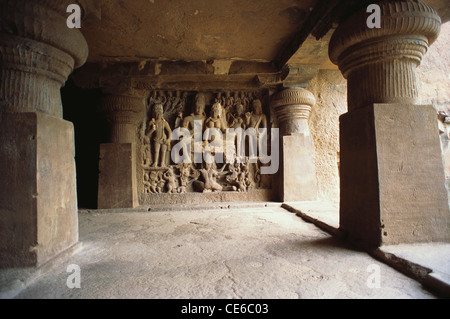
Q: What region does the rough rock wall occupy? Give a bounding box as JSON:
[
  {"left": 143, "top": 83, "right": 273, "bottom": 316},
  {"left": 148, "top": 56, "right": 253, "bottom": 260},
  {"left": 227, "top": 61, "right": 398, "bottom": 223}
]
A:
[
  {"left": 418, "top": 21, "right": 450, "bottom": 195},
  {"left": 307, "top": 70, "right": 347, "bottom": 203},
  {"left": 306, "top": 22, "right": 450, "bottom": 203}
]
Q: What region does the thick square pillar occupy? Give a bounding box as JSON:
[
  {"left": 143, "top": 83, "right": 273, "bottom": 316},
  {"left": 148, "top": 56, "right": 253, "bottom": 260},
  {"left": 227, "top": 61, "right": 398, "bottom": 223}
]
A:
[
  {"left": 280, "top": 134, "right": 318, "bottom": 202},
  {"left": 98, "top": 143, "right": 139, "bottom": 209},
  {"left": 0, "top": 113, "right": 79, "bottom": 267},
  {"left": 271, "top": 87, "right": 318, "bottom": 202},
  {"left": 340, "top": 103, "right": 450, "bottom": 247}
]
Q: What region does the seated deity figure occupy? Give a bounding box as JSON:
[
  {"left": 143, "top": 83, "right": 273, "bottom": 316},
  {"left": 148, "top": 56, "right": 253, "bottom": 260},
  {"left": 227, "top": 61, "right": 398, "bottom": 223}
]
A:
[
  {"left": 198, "top": 162, "right": 225, "bottom": 193},
  {"left": 245, "top": 99, "right": 267, "bottom": 131},
  {"left": 146, "top": 103, "right": 172, "bottom": 167}
]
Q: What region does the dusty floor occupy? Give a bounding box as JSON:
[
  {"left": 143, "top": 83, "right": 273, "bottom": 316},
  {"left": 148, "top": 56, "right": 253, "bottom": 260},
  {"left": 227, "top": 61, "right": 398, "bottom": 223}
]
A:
[{"left": 9, "top": 204, "right": 438, "bottom": 299}]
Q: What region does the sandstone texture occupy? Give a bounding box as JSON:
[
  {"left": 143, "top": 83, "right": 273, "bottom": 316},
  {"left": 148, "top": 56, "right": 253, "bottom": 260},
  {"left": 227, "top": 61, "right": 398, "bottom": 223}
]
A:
[
  {"left": 306, "top": 22, "right": 450, "bottom": 204},
  {"left": 307, "top": 70, "right": 347, "bottom": 203},
  {"left": 12, "top": 206, "right": 436, "bottom": 299}
]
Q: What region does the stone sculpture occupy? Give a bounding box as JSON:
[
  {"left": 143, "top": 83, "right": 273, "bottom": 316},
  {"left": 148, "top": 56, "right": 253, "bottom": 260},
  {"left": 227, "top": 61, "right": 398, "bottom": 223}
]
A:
[
  {"left": 139, "top": 90, "right": 271, "bottom": 194},
  {"left": 145, "top": 103, "right": 172, "bottom": 168}
]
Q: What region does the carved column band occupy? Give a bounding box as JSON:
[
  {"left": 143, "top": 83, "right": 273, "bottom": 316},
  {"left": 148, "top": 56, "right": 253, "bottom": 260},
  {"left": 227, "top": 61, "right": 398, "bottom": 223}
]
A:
[
  {"left": 271, "top": 88, "right": 316, "bottom": 136},
  {"left": 101, "top": 95, "right": 146, "bottom": 144},
  {"left": 0, "top": 0, "right": 88, "bottom": 117},
  {"left": 329, "top": 0, "right": 441, "bottom": 111}
]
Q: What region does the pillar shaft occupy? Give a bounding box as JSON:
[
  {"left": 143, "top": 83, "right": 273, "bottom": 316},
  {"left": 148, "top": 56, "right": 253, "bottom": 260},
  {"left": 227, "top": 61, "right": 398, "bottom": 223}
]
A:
[
  {"left": 0, "top": 0, "right": 88, "bottom": 267},
  {"left": 271, "top": 87, "right": 318, "bottom": 202},
  {"left": 329, "top": 0, "right": 449, "bottom": 247},
  {"left": 97, "top": 94, "right": 145, "bottom": 209}
]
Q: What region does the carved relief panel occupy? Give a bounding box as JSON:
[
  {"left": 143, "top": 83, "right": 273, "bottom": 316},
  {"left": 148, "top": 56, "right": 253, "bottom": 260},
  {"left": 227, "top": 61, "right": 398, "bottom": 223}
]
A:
[{"left": 136, "top": 90, "right": 273, "bottom": 199}]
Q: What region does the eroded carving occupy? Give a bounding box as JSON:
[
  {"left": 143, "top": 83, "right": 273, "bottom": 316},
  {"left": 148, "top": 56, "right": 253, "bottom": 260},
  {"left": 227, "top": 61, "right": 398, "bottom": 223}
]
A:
[{"left": 138, "top": 90, "right": 271, "bottom": 195}]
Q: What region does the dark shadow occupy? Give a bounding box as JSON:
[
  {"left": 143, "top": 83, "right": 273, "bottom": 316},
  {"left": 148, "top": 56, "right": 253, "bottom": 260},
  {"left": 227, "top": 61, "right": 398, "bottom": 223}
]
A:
[{"left": 61, "top": 78, "right": 105, "bottom": 209}]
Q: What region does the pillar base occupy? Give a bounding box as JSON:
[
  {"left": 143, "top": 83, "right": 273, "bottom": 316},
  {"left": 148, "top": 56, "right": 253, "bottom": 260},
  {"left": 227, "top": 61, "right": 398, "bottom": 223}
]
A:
[
  {"left": 340, "top": 103, "right": 450, "bottom": 247},
  {"left": 279, "top": 134, "right": 318, "bottom": 202},
  {"left": 98, "top": 143, "right": 139, "bottom": 209},
  {"left": 0, "top": 112, "right": 79, "bottom": 268}
]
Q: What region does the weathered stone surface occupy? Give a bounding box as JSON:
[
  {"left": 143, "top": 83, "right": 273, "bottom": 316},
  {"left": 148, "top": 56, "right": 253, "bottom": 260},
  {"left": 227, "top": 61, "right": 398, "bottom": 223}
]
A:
[
  {"left": 340, "top": 103, "right": 450, "bottom": 247},
  {"left": 271, "top": 87, "right": 318, "bottom": 202},
  {"left": 280, "top": 135, "right": 318, "bottom": 202},
  {"left": 307, "top": 70, "right": 347, "bottom": 203},
  {"left": 329, "top": 0, "right": 441, "bottom": 111},
  {"left": 98, "top": 143, "right": 139, "bottom": 209},
  {"left": 10, "top": 206, "right": 437, "bottom": 299},
  {"left": 0, "top": 0, "right": 88, "bottom": 268},
  {"left": 0, "top": 113, "right": 78, "bottom": 268},
  {"left": 0, "top": 0, "right": 88, "bottom": 117},
  {"left": 100, "top": 94, "right": 146, "bottom": 144}
]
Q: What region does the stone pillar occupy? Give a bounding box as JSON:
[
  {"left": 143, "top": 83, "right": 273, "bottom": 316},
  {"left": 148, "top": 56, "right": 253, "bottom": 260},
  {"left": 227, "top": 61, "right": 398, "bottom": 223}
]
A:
[
  {"left": 0, "top": 0, "right": 88, "bottom": 267},
  {"left": 329, "top": 0, "right": 450, "bottom": 247},
  {"left": 271, "top": 87, "right": 318, "bottom": 202},
  {"left": 97, "top": 94, "right": 145, "bottom": 209}
]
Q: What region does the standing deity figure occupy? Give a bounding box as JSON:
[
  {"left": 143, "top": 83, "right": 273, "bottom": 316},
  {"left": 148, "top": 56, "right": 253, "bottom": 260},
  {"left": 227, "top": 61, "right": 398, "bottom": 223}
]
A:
[
  {"left": 245, "top": 99, "right": 267, "bottom": 160},
  {"left": 182, "top": 93, "right": 208, "bottom": 163},
  {"left": 182, "top": 93, "right": 207, "bottom": 134},
  {"left": 146, "top": 103, "right": 172, "bottom": 168}
]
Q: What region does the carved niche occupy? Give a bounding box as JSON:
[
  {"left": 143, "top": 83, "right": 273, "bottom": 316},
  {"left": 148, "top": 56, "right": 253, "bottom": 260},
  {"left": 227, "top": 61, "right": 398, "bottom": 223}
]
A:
[{"left": 136, "top": 90, "right": 273, "bottom": 197}]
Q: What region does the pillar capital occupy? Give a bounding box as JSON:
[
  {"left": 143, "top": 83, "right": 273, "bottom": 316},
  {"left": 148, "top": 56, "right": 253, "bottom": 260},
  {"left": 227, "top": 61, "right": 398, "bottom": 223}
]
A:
[
  {"left": 0, "top": 0, "right": 88, "bottom": 117},
  {"left": 101, "top": 94, "right": 146, "bottom": 144},
  {"left": 271, "top": 87, "right": 318, "bottom": 202},
  {"left": 329, "top": 0, "right": 441, "bottom": 111},
  {"left": 271, "top": 87, "right": 316, "bottom": 136}
]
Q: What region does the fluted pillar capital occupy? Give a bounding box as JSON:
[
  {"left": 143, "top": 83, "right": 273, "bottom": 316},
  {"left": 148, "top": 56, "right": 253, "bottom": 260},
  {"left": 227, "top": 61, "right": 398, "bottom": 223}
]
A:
[
  {"left": 101, "top": 94, "right": 146, "bottom": 144},
  {"left": 271, "top": 87, "right": 316, "bottom": 136},
  {"left": 0, "top": 0, "right": 88, "bottom": 117},
  {"left": 329, "top": 0, "right": 441, "bottom": 111}
]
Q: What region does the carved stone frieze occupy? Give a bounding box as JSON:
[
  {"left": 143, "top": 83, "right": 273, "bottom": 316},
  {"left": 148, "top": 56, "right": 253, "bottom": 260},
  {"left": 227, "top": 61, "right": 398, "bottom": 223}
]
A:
[{"left": 137, "top": 90, "right": 272, "bottom": 196}]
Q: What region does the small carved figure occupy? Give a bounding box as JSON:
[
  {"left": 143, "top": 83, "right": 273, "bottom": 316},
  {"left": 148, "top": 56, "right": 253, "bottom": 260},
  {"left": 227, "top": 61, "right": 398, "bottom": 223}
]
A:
[
  {"left": 174, "top": 110, "right": 184, "bottom": 129},
  {"left": 226, "top": 162, "right": 241, "bottom": 184},
  {"left": 178, "top": 162, "right": 199, "bottom": 193},
  {"left": 230, "top": 102, "right": 246, "bottom": 130},
  {"left": 163, "top": 167, "right": 178, "bottom": 194},
  {"left": 197, "top": 162, "right": 226, "bottom": 193},
  {"left": 148, "top": 171, "right": 160, "bottom": 193},
  {"left": 143, "top": 173, "right": 151, "bottom": 193},
  {"left": 142, "top": 143, "right": 152, "bottom": 167},
  {"left": 146, "top": 103, "right": 172, "bottom": 167},
  {"left": 156, "top": 171, "right": 166, "bottom": 193}
]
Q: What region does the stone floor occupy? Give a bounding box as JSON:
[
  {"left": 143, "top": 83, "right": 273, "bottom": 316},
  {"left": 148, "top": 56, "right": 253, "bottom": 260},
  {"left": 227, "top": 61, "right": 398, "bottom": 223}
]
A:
[{"left": 3, "top": 202, "right": 447, "bottom": 299}]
